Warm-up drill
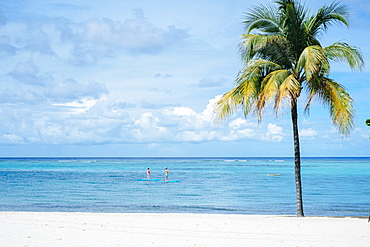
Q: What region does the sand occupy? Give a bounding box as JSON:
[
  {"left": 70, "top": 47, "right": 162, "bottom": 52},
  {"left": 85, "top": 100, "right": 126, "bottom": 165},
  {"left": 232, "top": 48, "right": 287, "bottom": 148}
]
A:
[{"left": 0, "top": 212, "right": 369, "bottom": 247}]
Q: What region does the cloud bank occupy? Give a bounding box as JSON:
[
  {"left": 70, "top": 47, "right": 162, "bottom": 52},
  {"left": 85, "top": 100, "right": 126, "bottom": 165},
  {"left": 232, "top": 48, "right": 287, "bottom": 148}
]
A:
[{"left": 0, "top": 0, "right": 368, "bottom": 157}]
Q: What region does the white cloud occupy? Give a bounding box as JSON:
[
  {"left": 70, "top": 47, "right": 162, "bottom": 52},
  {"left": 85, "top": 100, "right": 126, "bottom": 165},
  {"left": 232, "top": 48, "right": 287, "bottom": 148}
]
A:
[
  {"left": 57, "top": 9, "right": 189, "bottom": 65},
  {"left": 46, "top": 79, "right": 108, "bottom": 103},
  {"left": 163, "top": 103, "right": 214, "bottom": 132},
  {"left": 172, "top": 107, "right": 196, "bottom": 117},
  {"left": 8, "top": 60, "right": 47, "bottom": 86},
  {"left": 199, "top": 95, "right": 221, "bottom": 123},
  {"left": 2, "top": 134, "right": 24, "bottom": 144},
  {"left": 52, "top": 98, "right": 101, "bottom": 114},
  {"left": 220, "top": 129, "right": 255, "bottom": 141},
  {"left": 176, "top": 130, "right": 216, "bottom": 142},
  {"left": 262, "top": 124, "right": 284, "bottom": 142},
  {"left": 23, "top": 24, "right": 54, "bottom": 55},
  {"left": 1, "top": 60, "right": 108, "bottom": 106},
  {"left": 229, "top": 118, "right": 247, "bottom": 129},
  {"left": 132, "top": 112, "right": 169, "bottom": 142},
  {"left": 0, "top": 94, "right": 257, "bottom": 145},
  {"left": 300, "top": 128, "right": 318, "bottom": 137}
]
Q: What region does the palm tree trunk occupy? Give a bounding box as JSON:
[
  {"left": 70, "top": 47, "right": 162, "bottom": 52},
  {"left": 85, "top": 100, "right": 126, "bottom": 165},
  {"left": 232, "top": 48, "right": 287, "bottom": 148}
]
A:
[{"left": 291, "top": 98, "right": 304, "bottom": 217}]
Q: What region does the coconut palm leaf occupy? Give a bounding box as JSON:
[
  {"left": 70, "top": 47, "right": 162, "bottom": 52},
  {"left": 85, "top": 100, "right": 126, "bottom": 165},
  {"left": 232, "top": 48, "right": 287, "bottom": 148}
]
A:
[
  {"left": 324, "top": 42, "right": 364, "bottom": 71},
  {"left": 275, "top": 73, "right": 301, "bottom": 113},
  {"left": 244, "top": 4, "right": 282, "bottom": 34},
  {"left": 214, "top": 59, "right": 280, "bottom": 122},
  {"left": 305, "top": 78, "right": 354, "bottom": 136},
  {"left": 240, "top": 34, "right": 293, "bottom": 68},
  {"left": 257, "top": 69, "right": 292, "bottom": 117},
  {"left": 305, "top": 1, "right": 349, "bottom": 38},
  {"left": 297, "top": 45, "right": 330, "bottom": 80},
  {"left": 277, "top": 0, "right": 307, "bottom": 56}
]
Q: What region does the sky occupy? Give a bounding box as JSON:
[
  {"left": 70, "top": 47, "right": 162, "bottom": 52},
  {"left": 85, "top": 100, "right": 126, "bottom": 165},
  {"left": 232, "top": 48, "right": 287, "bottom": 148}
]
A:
[{"left": 0, "top": 0, "right": 369, "bottom": 157}]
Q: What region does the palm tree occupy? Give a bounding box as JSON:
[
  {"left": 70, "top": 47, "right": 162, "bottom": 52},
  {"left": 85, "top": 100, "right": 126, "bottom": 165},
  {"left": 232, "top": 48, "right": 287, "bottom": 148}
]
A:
[{"left": 214, "top": 0, "right": 364, "bottom": 217}]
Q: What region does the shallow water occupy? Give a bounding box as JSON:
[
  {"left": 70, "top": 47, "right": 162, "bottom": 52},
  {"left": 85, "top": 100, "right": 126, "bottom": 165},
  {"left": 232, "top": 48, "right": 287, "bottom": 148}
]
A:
[{"left": 0, "top": 157, "right": 369, "bottom": 216}]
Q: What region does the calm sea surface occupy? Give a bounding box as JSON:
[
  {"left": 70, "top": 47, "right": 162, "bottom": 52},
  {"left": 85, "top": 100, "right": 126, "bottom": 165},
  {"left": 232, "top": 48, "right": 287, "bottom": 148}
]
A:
[{"left": 0, "top": 157, "right": 369, "bottom": 216}]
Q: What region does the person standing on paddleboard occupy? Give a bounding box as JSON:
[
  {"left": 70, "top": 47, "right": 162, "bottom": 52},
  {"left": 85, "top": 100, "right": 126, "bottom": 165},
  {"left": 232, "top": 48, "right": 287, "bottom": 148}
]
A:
[
  {"left": 165, "top": 167, "right": 170, "bottom": 181},
  {"left": 146, "top": 168, "right": 151, "bottom": 179}
]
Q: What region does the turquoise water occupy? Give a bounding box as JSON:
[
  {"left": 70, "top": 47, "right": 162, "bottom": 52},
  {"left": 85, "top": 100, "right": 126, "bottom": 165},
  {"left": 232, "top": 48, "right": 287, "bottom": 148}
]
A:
[{"left": 0, "top": 157, "right": 369, "bottom": 216}]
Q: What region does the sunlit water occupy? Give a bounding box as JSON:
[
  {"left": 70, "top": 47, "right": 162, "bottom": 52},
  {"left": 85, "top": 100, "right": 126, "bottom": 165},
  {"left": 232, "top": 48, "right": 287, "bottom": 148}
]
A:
[{"left": 0, "top": 157, "right": 369, "bottom": 216}]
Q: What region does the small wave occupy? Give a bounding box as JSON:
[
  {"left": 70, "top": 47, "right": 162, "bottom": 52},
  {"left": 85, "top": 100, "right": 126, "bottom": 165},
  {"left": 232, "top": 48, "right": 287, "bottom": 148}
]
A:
[
  {"left": 57, "top": 160, "right": 78, "bottom": 163},
  {"left": 182, "top": 205, "right": 241, "bottom": 212},
  {"left": 82, "top": 160, "right": 98, "bottom": 163}
]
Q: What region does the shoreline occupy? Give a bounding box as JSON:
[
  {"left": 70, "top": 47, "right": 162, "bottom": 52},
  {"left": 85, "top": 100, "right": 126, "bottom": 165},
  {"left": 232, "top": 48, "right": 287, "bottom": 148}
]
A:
[
  {"left": 1, "top": 211, "right": 368, "bottom": 218},
  {"left": 1, "top": 212, "right": 369, "bottom": 246}
]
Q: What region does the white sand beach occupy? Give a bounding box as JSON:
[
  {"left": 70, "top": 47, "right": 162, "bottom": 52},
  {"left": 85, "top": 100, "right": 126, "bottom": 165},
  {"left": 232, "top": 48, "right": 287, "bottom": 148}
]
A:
[{"left": 0, "top": 212, "right": 369, "bottom": 247}]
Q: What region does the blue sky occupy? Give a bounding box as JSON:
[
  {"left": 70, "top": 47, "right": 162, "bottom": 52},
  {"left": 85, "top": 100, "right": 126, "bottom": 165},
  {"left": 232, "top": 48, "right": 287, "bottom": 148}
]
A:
[{"left": 0, "top": 0, "right": 369, "bottom": 157}]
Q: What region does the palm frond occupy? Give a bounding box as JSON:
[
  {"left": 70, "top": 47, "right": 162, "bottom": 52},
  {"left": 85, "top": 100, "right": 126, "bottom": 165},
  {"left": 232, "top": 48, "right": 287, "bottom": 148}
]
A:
[
  {"left": 305, "top": 77, "right": 354, "bottom": 136},
  {"left": 305, "top": 1, "right": 349, "bottom": 40},
  {"left": 275, "top": 73, "right": 301, "bottom": 114},
  {"left": 277, "top": 0, "right": 308, "bottom": 56},
  {"left": 297, "top": 45, "right": 329, "bottom": 81},
  {"left": 324, "top": 42, "right": 364, "bottom": 71},
  {"left": 256, "top": 69, "right": 292, "bottom": 117},
  {"left": 213, "top": 59, "right": 281, "bottom": 123},
  {"left": 213, "top": 88, "right": 244, "bottom": 124},
  {"left": 238, "top": 59, "right": 281, "bottom": 81},
  {"left": 244, "top": 4, "right": 282, "bottom": 34},
  {"left": 239, "top": 34, "right": 291, "bottom": 65}
]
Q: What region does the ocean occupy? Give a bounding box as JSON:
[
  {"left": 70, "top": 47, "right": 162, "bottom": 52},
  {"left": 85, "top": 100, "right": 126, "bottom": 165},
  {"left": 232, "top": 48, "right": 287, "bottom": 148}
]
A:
[{"left": 0, "top": 157, "right": 369, "bottom": 216}]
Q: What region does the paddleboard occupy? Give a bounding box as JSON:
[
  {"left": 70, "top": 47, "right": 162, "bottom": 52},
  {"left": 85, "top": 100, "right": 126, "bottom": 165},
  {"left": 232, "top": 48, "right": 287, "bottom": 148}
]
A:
[
  {"left": 267, "top": 174, "right": 281, "bottom": 176},
  {"left": 137, "top": 178, "right": 160, "bottom": 181},
  {"left": 163, "top": 180, "right": 180, "bottom": 183}
]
